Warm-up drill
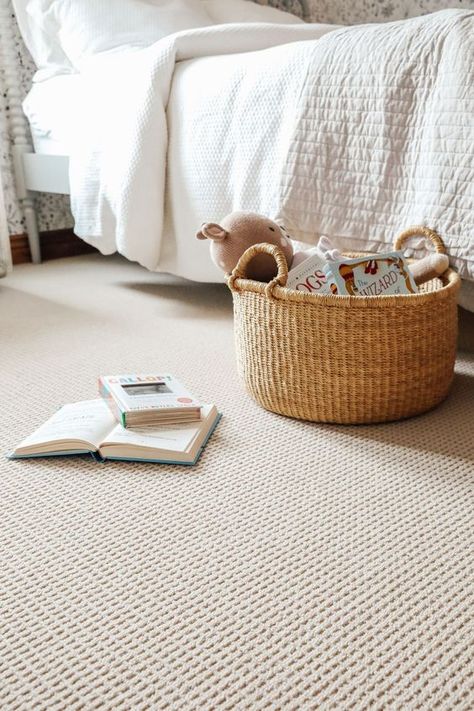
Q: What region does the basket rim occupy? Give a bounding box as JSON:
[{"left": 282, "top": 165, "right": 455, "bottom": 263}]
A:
[{"left": 228, "top": 267, "right": 460, "bottom": 309}]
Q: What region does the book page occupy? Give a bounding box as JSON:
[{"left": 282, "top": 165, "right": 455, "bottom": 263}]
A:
[
  {"left": 102, "top": 404, "right": 214, "bottom": 453},
  {"left": 16, "top": 400, "right": 117, "bottom": 452}
]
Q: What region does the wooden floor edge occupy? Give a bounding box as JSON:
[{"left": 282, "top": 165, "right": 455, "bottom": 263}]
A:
[{"left": 11, "top": 229, "right": 98, "bottom": 265}]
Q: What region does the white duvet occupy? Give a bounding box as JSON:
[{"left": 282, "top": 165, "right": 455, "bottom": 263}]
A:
[{"left": 69, "top": 11, "right": 474, "bottom": 284}]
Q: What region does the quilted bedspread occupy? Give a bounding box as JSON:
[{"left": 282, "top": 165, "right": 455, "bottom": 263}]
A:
[{"left": 277, "top": 9, "right": 474, "bottom": 280}]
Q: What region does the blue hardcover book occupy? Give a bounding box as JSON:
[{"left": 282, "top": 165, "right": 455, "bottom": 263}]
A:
[{"left": 9, "top": 400, "right": 220, "bottom": 466}]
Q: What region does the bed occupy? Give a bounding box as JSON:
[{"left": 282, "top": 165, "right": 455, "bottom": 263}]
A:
[{"left": 9, "top": 1, "right": 474, "bottom": 309}]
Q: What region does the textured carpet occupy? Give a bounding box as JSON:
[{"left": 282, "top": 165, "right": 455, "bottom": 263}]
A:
[{"left": 1, "top": 254, "right": 473, "bottom": 710}]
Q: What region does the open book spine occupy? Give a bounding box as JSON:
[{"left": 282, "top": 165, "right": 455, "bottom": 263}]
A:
[
  {"left": 98, "top": 380, "right": 126, "bottom": 426},
  {"left": 9, "top": 450, "right": 99, "bottom": 461}
]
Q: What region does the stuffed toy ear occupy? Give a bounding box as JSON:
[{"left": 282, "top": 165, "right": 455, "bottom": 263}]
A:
[{"left": 196, "top": 223, "right": 228, "bottom": 241}]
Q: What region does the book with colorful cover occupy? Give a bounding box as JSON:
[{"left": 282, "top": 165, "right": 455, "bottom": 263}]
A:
[
  {"left": 329, "top": 252, "right": 417, "bottom": 297},
  {"left": 99, "top": 374, "right": 202, "bottom": 427},
  {"left": 286, "top": 252, "right": 337, "bottom": 295},
  {"left": 9, "top": 399, "right": 221, "bottom": 466}
]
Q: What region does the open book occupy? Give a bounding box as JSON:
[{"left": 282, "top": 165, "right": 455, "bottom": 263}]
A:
[{"left": 9, "top": 400, "right": 221, "bottom": 466}]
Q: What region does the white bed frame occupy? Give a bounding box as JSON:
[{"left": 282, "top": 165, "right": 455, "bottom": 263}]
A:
[{"left": 4, "top": 0, "right": 310, "bottom": 263}]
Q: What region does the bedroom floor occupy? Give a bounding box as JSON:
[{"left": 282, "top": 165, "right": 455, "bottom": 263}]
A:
[{"left": 2, "top": 254, "right": 474, "bottom": 709}]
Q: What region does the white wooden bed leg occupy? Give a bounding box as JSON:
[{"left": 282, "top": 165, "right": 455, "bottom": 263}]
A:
[
  {"left": 22, "top": 196, "right": 41, "bottom": 264},
  {"left": 11, "top": 147, "right": 42, "bottom": 263}
]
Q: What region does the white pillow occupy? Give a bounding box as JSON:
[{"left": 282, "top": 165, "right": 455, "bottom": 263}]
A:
[
  {"left": 202, "top": 0, "right": 303, "bottom": 25},
  {"left": 27, "top": 0, "right": 214, "bottom": 69},
  {"left": 13, "top": 0, "right": 73, "bottom": 81}
]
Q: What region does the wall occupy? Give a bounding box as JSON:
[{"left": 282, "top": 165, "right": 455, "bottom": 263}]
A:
[
  {"left": 266, "top": 0, "right": 474, "bottom": 23},
  {"left": 1, "top": 0, "right": 473, "bottom": 236}
]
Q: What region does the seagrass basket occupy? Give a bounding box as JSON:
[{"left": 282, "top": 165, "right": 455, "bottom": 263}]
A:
[{"left": 227, "top": 227, "right": 460, "bottom": 424}]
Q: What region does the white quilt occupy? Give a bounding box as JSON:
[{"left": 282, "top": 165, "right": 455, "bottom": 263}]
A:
[
  {"left": 71, "top": 11, "right": 474, "bottom": 283},
  {"left": 277, "top": 9, "right": 474, "bottom": 282}
]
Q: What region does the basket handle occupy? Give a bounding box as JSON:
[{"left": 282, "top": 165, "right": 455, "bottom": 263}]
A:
[
  {"left": 394, "top": 226, "right": 447, "bottom": 255},
  {"left": 227, "top": 242, "right": 289, "bottom": 298}
]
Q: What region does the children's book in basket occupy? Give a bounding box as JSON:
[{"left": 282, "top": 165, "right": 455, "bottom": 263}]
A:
[{"left": 98, "top": 374, "right": 202, "bottom": 427}]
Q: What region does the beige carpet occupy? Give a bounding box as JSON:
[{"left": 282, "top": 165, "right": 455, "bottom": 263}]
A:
[{"left": 1, "top": 254, "right": 473, "bottom": 710}]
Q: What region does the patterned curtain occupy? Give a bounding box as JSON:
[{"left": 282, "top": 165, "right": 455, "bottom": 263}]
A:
[
  {"left": 0, "top": 3, "right": 14, "bottom": 272},
  {"left": 0, "top": 164, "right": 11, "bottom": 274},
  {"left": 258, "top": 0, "right": 307, "bottom": 18}
]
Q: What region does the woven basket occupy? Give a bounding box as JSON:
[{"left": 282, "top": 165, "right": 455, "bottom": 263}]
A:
[{"left": 227, "top": 227, "right": 460, "bottom": 424}]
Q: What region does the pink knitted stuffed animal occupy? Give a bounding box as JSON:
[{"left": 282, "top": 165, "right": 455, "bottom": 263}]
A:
[{"left": 196, "top": 211, "right": 294, "bottom": 281}]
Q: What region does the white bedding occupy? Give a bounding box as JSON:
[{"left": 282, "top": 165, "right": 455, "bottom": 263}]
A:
[
  {"left": 27, "top": 0, "right": 215, "bottom": 71},
  {"left": 23, "top": 75, "right": 82, "bottom": 155},
  {"left": 22, "top": 10, "right": 474, "bottom": 302}
]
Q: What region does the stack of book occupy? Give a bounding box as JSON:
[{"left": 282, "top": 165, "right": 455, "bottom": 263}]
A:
[{"left": 10, "top": 374, "right": 220, "bottom": 466}]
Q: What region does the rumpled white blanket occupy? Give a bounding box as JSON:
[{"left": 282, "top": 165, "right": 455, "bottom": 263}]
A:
[
  {"left": 70, "top": 23, "right": 335, "bottom": 270},
  {"left": 277, "top": 9, "right": 474, "bottom": 280}
]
